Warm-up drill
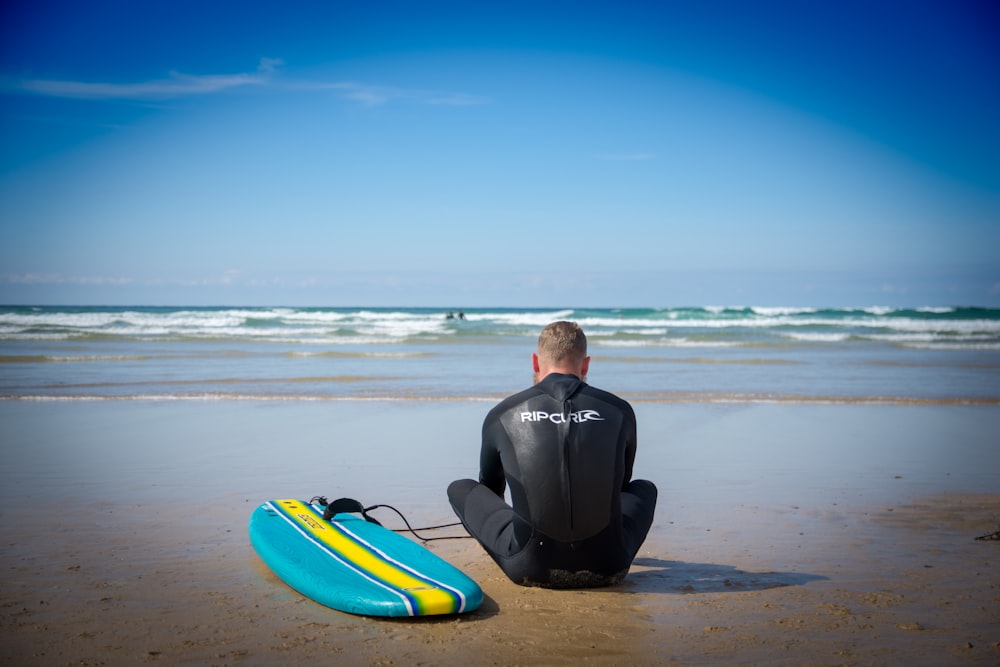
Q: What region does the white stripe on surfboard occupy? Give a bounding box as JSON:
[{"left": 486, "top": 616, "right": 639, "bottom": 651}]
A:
[{"left": 264, "top": 501, "right": 417, "bottom": 616}]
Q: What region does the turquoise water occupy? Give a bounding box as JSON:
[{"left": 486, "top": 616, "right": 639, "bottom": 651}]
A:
[{"left": 1, "top": 306, "right": 998, "bottom": 401}]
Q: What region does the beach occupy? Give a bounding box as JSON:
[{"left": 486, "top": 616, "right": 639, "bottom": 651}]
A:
[{"left": 2, "top": 399, "right": 998, "bottom": 666}]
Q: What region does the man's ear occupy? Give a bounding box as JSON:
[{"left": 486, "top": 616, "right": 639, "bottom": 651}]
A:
[
  {"left": 532, "top": 353, "right": 541, "bottom": 373},
  {"left": 580, "top": 356, "right": 591, "bottom": 377}
]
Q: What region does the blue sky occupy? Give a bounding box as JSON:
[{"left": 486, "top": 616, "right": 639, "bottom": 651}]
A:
[{"left": 1, "top": 1, "right": 998, "bottom": 307}]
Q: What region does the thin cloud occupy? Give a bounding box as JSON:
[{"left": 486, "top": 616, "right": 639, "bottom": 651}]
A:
[
  {"left": 13, "top": 59, "right": 490, "bottom": 108},
  {"left": 17, "top": 58, "right": 282, "bottom": 100},
  {"left": 3, "top": 273, "right": 134, "bottom": 286},
  {"left": 597, "top": 153, "right": 657, "bottom": 161},
  {"left": 312, "top": 81, "right": 491, "bottom": 107}
]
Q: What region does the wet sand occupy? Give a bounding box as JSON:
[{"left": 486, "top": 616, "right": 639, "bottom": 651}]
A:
[{"left": 1, "top": 400, "right": 998, "bottom": 665}]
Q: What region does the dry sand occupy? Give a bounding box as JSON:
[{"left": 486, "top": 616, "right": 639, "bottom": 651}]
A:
[{"left": 1, "top": 400, "right": 998, "bottom": 665}]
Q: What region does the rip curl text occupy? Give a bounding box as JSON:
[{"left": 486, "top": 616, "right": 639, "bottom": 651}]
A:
[{"left": 519, "top": 410, "right": 605, "bottom": 424}]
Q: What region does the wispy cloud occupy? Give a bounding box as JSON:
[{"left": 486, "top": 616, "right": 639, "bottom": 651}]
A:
[
  {"left": 18, "top": 58, "right": 283, "bottom": 100},
  {"left": 3, "top": 272, "right": 134, "bottom": 286},
  {"left": 11, "top": 58, "right": 489, "bottom": 108},
  {"left": 596, "top": 152, "right": 657, "bottom": 161},
  {"left": 312, "top": 82, "right": 491, "bottom": 107}
]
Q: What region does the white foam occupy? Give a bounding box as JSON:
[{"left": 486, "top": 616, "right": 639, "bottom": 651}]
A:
[
  {"left": 750, "top": 306, "right": 819, "bottom": 316},
  {"left": 901, "top": 341, "right": 1000, "bottom": 351},
  {"left": 1, "top": 308, "right": 998, "bottom": 348},
  {"left": 465, "top": 310, "right": 575, "bottom": 326},
  {"left": 783, "top": 332, "right": 851, "bottom": 343},
  {"left": 595, "top": 338, "right": 741, "bottom": 348}
]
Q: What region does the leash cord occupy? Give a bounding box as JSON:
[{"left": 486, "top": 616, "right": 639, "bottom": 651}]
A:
[
  {"left": 310, "top": 496, "right": 471, "bottom": 542},
  {"left": 366, "top": 504, "right": 472, "bottom": 542}
]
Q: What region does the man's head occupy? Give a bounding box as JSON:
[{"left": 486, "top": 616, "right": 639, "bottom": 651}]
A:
[{"left": 532, "top": 320, "right": 590, "bottom": 383}]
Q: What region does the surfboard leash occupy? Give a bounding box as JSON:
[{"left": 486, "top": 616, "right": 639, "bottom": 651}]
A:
[{"left": 310, "top": 496, "right": 472, "bottom": 542}]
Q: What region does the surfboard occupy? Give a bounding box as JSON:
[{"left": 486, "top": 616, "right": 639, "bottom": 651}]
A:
[{"left": 248, "top": 499, "right": 483, "bottom": 617}]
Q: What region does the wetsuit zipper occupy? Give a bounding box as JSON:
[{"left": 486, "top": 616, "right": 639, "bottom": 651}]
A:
[{"left": 561, "top": 397, "right": 574, "bottom": 540}]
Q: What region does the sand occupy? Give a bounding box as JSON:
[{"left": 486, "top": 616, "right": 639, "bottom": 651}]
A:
[{"left": 1, "top": 400, "right": 998, "bottom": 666}]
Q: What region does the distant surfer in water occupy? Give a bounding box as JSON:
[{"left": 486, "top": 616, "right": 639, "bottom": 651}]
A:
[{"left": 448, "top": 321, "right": 657, "bottom": 588}]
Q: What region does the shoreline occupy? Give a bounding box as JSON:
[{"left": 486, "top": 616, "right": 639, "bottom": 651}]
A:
[{"left": 4, "top": 393, "right": 1000, "bottom": 405}]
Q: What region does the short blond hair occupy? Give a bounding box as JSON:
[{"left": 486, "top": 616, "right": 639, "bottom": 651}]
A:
[{"left": 537, "top": 321, "right": 587, "bottom": 365}]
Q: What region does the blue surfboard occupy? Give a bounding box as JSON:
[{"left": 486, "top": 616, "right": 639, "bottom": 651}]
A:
[{"left": 249, "top": 499, "right": 482, "bottom": 617}]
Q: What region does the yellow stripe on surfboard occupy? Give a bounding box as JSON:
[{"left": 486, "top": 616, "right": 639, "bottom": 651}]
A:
[{"left": 273, "top": 499, "right": 461, "bottom": 615}]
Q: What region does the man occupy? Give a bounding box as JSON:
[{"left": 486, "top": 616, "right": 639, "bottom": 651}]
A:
[{"left": 448, "top": 321, "right": 657, "bottom": 588}]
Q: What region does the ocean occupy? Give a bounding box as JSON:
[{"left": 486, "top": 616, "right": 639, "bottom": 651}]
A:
[{"left": 1, "top": 305, "right": 999, "bottom": 403}]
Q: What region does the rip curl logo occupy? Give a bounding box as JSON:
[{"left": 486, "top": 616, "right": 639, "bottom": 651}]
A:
[{"left": 520, "top": 410, "right": 605, "bottom": 424}]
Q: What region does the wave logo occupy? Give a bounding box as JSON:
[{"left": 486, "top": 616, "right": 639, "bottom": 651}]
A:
[{"left": 519, "top": 410, "right": 604, "bottom": 424}]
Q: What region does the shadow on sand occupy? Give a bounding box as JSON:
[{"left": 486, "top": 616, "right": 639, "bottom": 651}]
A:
[
  {"left": 376, "top": 557, "right": 828, "bottom": 624},
  {"left": 624, "top": 557, "right": 828, "bottom": 594}
]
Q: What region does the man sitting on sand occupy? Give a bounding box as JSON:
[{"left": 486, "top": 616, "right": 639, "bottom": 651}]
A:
[{"left": 448, "top": 321, "right": 657, "bottom": 588}]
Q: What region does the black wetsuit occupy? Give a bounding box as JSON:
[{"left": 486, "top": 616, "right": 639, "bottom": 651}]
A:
[{"left": 448, "top": 373, "right": 657, "bottom": 588}]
